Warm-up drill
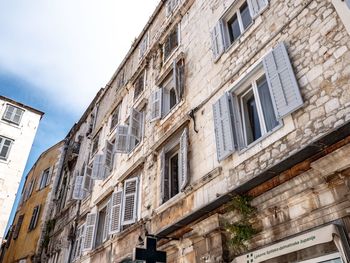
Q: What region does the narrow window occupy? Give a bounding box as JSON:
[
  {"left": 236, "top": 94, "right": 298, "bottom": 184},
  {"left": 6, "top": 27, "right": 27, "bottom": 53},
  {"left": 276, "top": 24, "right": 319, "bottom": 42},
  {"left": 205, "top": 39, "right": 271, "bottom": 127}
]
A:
[
  {"left": 227, "top": 14, "right": 241, "bottom": 43},
  {"left": 110, "top": 105, "right": 121, "bottom": 132},
  {"left": 2, "top": 104, "right": 24, "bottom": 125},
  {"left": 163, "top": 26, "right": 179, "bottom": 61},
  {"left": 95, "top": 206, "right": 107, "bottom": 247},
  {"left": 91, "top": 132, "right": 100, "bottom": 155},
  {"left": 169, "top": 152, "right": 179, "bottom": 198},
  {"left": 39, "top": 168, "right": 50, "bottom": 190},
  {"left": 0, "top": 136, "right": 13, "bottom": 160},
  {"left": 134, "top": 71, "right": 145, "bottom": 100}
]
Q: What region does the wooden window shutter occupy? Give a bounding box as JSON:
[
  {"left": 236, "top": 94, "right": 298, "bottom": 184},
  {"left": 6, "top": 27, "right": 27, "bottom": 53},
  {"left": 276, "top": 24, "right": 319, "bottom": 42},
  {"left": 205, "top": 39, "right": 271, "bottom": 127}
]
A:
[
  {"left": 160, "top": 149, "right": 170, "bottom": 203},
  {"left": 104, "top": 140, "right": 114, "bottom": 175},
  {"left": 115, "top": 125, "right": 129, "bottom": 153},
  {"left": 46, "top": 166, "right": 54, "bottom": 186},
  {"left": 128, "top": 109, "right": 143, "bottom": 151},
  {"left": 173, "top": 60, "right": 185, "bottom": 100},
  {"left": 121, "top": 177, "right": 139, "bottom": 225},
  {"left": 103, "top": 200, "right": 111, "bottom": 242},
  {"left": 179, "top": 128, "right": 189, "bottom": 191},
  {"left": 346, "top": 0, "right": 350, "bottom": 9},
  {"left": 72, "top": 175, "right": 84, "bottom": 200},
  {"left": 210, "top": 20, "right": 225, "bottom": 59},
  {"left": 150, "top": 88, "right": 163, "bottom": 122},
  {"left": 83, "top": 213, "right": 97, "bottom": 251},
  {"left": 32, "top": 205, "right": 41, "bottom": 229},
  {"left": 83, "top": 166, "right": 93, "bottom": 194},
  {"left": 13, "top": 215, "right": 24, "bottom": 239},
  {"left": 263, "top": 42, "right": 303, "bottom": 119},
  {"left": 109, "top": 189, "right": 123, "bottom": 234},
  {"left": 247, "top": 0, "right": 268, "bottom": 18},
  {"left": 91, "top": 154, "right": 104, "bottom": 180},
  {"left": 212, "top": 93, "right": 236, "bottom": 161}
]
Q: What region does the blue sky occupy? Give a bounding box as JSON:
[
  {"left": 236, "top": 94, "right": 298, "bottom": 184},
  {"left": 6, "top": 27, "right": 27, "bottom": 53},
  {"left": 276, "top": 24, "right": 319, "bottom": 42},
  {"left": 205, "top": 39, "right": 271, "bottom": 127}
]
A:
[{"left": 0, "top": 0, "right": 159, "bottom": 234}]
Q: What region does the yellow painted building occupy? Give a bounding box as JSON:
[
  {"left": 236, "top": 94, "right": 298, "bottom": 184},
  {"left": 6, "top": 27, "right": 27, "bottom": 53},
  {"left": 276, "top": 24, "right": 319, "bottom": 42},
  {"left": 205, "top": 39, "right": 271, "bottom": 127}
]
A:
[{"left": 2, "top": 141, "right": 63, "bottom": 263}]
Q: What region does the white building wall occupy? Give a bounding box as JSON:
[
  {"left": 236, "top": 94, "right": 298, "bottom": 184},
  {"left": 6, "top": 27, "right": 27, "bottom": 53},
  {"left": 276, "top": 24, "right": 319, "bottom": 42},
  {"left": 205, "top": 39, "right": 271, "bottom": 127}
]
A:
[{"left": 0, "top": 97, "right": 42, "bottom": 240}]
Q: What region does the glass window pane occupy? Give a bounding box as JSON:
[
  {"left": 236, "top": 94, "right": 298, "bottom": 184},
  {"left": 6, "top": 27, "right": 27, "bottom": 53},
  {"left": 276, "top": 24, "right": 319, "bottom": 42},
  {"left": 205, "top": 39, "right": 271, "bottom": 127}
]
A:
[
  {"left": 228, "top": 14, "right": 241, "bottom": 43},
  {"left": 257, "top": 75, "right": 279, "bottom": 132},
  {"left": 240, "top": 2, "right": 252, "bottom": 30}
]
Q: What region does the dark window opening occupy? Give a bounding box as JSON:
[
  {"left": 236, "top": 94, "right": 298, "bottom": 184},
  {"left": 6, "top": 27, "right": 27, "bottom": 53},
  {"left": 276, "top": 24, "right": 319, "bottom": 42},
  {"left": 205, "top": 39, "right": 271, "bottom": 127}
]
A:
[{"left": 95, "top": 207, "right": 106, "bottom": 247}]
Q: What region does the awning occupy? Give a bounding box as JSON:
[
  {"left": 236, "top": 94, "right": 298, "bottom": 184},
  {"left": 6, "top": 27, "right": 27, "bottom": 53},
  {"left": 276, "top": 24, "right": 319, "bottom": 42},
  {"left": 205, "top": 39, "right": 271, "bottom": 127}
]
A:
[{"left": 233, "top": 224, "right": 350, "bottom": 263}]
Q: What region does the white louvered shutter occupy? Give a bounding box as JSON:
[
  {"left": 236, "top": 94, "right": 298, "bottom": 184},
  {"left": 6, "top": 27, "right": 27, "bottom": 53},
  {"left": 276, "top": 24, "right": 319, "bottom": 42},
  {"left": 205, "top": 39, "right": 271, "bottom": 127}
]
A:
[
  {"left": 128, "top": 109, "right": 143, "bottom": 151},
  {"left": 83, "top": 166, "right": 93, "bottom": 195},
  {"left": 83, "top": 213, "right": 97, "bottom": 251},
  {"left": 212, "top": 93, "right": 236, "bottom": 161},
  {"left": 150, "top": 88, "right": 162, "bottom": 121},
  {"left": 263, "top": 42, "right": 303, "bottom": 119},
  {"left": 109, "top": 190, "right": 123, "bottom": 234},
  {"left": 247, "top": 0, "right": 268, "bottom": 18},
  {"left": 72, "top": 176, "right": 84, "bottom": 200},
  {"left": 121, "top": 177, "right": 139, "bottom": 225},
  {"left": 91, "top": 154, "right": 104, "bottom": 180},
  {"left": 211, "top": 20, "right": 225, "bottom": 59},
  {"left": 115, "top": 125, "right": 129, "bottom": 153},
  {"left": 104, "top": 141, "right": 114, "bottom": 176},
  {"left": 103, "top": 200, "right": 111, "bottom": 242},
  {"left": 179, "top": 128, "right": 189, "bottom": 191},
  {"left": 173, "top": 60, "right": 185, "bottom": 100},
  {"left": 160, "top": 149, "right": 169, "bottom": 203},
  {"left": 78, "top": 224, "right": 85, "bottom": 257}
]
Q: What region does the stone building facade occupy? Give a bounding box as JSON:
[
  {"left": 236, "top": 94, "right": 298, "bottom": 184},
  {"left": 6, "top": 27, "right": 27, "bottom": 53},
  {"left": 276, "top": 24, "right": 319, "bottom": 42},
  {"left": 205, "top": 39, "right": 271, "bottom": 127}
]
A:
[
  {"left": 0, "top": 96, "right": 43, "bottom": 242},
  {"left": 0, "top": 141, "right": 64, "bottom": 263},
  {"left": 43, "top": 0, "right": 350, "bottom": 262}
]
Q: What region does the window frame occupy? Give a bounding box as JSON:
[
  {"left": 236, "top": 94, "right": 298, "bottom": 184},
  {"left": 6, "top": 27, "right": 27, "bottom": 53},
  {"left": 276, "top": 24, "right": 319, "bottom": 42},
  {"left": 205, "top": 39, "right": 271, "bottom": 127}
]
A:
[
  {"left": 138, "top": 32, "right": 149, "bottom": 60},
  {"left": 2, "top": 104, "right": 25, "bottom": 125},
  {"left": 39, "top": 168, "right": 50, "bottom": 190},
  {"left": 162, "top": 24, "right": 180, "bottom": 63},
  {"left": 28, "top": 205, "right": 40, "bottom": 231},
  {"left": 0, "top": 136, "right": 14, "bottom": 161},
  {"left": 110, "top": 104, "right": 121, "bottom": 133},
  {"left": 94, "top": 204, "right": 108, "bottom": 248},
  {"left": 133, "top": 70, "right": 146, "bottom": 101},
  {"left": 91, "top": 131, "right": 101, "bottom": 156}
]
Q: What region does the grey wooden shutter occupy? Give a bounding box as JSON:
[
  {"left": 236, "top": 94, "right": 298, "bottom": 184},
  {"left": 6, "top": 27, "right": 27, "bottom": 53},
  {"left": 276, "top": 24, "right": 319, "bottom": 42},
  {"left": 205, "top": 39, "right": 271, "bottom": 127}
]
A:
[
  {"left": 150, "top": 88, "right": 163, "bottom": 122},
  {"left": 211, "top": 20, "right": 225, "bottom": 59},
  {"left": 160, "top": 149, "right": 170, "bottom": 203},
  {"left": 212, "top": 93, "right": 236, "bottom": 161},
  {"left": 263, "top": 42, "right": 303, "bottom": 119},
  {"left": 121, "top": 177, "right": 139, "bottom": 225},
  {"left": 109, "top": 189, "right": 123, "bottom": 234},
  {"left": 46, "top": 166, "right": 54, "bottom": 186},
  {"left": 83, "top": 166, "right": 93, "bottom": 195},
  {"left": 115, "top": 125, "right": 129, "bottom": 153},
  {"left": 104, "top": 141, "right": 114, "bottom": 175},
  {"left": 247, "top": 0, "right": 268, "bottom": 17},
  {"left": 346, "top": 0, "right": 350, "bottom": 9},
  {"left": 103, "top": 200, "right": 111, "bottom": 242},
  {"left": 91, "top": 154, "right": 104, "bottom": 180},
  {"left": 174, "top": 60, "right": 185, "bottom": 100},
  {"left": 179, "top": 128, "right": 189, "bottom": 191},
  {"left": 128, "top": 109, "right": 143, "bottom": 151},
  {"left": 83, "top": 213, "right": 97, "bottom": 251},
  {"left": 72, "top": 175, "right": 84, "bottom": 200}
]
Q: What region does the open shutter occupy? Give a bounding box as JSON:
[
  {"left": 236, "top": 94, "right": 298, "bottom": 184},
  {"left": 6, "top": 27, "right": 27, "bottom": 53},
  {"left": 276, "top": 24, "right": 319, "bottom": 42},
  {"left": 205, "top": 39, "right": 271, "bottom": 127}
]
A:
[
  {"left": 128, "top": 109, "right": 143, "bottom": 151},
  {"left": 104, "top": 140, "right": 114, "bottom": 175},
  {"left": 346, "top": 0, "right": 350, "bottom": 9},
  {"left": 211, "top": 20, "right": 225, "bottom": 59},
  {"left": 173, "top": 60, "right": 185, "bottom": 100},
  {"left": 247, "top": 0, "right": 268, "bottom": 17},
  {"left": 72, "top": 175, "right": 84, "bottom": 200},
  {"left": 83, "top": 166, "right": 93, "bottom": 195},
  {"left": 179, "top": 128, "right": 189, "bottom": 191},
  {"left": 109, "top": 189, "right": 123, "bottom": 234},
  {"left": 83, "top": 213, "right": 97, "bottom": 251},
  {"left": 213, "top": 93, "right": 236, "bottom": 161},
  {"left": 263, "top": 42, "right": 303, "bottom": 119},
  {"left": 103, "top": 200, "right": 111, "bottom": 242},
  {"left": 91, "top": 154, "right": 104, "bottom": 180},
  {"left": 121, "top": 177, "right": 139, "bottom": 225},
  {"left": 160, "top": 149, "right": 169, "bottom": 203},
  {"left": 32, "top": 205, "right": 41, "bottom": 229},
  {"left": 150, "top": 88, "right": 162, "bottom": 122},
  {"left": 36, "top": 172, "right": 43, "bottom": 191},
  {"left": 46, "top": 166, "right": 54, "bottom": 186},
  {"left": 115, "top": 125, "right": 129, "bottom": 153}
]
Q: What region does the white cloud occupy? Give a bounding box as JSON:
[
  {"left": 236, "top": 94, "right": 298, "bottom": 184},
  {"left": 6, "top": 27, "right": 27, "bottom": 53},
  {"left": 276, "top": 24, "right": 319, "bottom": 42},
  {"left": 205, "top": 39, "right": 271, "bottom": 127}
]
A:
[{"left": 0, "top": 0, "right": 159, "bottom": 116}]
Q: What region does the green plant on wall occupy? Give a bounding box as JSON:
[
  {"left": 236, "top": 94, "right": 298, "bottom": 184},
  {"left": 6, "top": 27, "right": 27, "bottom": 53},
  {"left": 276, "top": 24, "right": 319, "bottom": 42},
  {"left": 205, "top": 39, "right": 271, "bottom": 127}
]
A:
[{"left": 225, "top": 195, "right": 258, "bottom": 255}]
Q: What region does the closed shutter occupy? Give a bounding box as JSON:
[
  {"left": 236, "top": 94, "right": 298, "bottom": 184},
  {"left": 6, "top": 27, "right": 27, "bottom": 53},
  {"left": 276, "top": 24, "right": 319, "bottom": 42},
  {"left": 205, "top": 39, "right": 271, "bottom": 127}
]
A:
[
  {"left": 247, "top": 0, "right": 268, "bottom": 18},
  {"left": 72, "top": 175, "right": 84, "bottom": 200},
  {"left": 263, "top": 42, "right": 303, "bottom": 119},
  {"left": 211, "top": 20, "right": 225, "bottom": 59},
  {"left": 212, "top": 93, "right": 236, "bottom": 161},
  {"left": 104, "top": 140, "right": 114, "bottom": 176},
  {"left": 179, "top": 128, "right": 189, "bottom": 191},
  {"left": 160, "top": 149, "right": 170, "bottom": 203},
  {"left": 91, "top": 154, "right": 104, "bottom": 180},
  {"left": 103, "top": 200, "right": 111, "bottom": 242},
  {"left": 109, "top": 190, "right": 123, "bottom": 234},
  {"left": 83, "top": 166, "right": 93, "bottom": 194},
  {"left": 83, "top": 213, "right": 97, "bottom": 251},
  {"left": 121, "top": 177, "right": 139, "bottom": 225},
  {"left": 174, "top": 60, "right": 185, "bottom": 100},
  {"left": 13, "top": 215, "right": 24, "bottom": 239},
  {"left": 115, "top": 125, "right": 129, "bottom": 153},
  {"left": 150, "top": 88, "right": 163, "bottom": 122}
]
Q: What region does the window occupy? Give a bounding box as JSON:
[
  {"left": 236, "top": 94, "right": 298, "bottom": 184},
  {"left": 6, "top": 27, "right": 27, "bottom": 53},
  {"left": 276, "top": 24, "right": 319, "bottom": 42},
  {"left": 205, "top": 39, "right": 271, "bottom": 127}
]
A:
[
  {"left": 139, "top": 33, "right": 149, "bottom": 59},
  {"left": 115, "top": 109, "right": 144, "bottom": 153},
  {"left": 95, "top": 205, "right": 108, "bottom": 247},
  {"left": 2, "top": 104, "right": 24, "bottom": 125},
  {"left": 211, "top": 0, "right": 268, "bottom": 59},
  {"left": 160, "top": 129, "right": 189, "bottom": 204},
  {"left": 72, "top": 224, "right": 85, "bottom": 260},
  {"left": 166, "top": 0, "right": 180, "bottom": 17},
  {"left": 91, "top": 140, "right": 115, "bottom": 180},
  {"left": 28, "top": 205, "right": 41, "bottom": 231},
  {"left": 134, "top": 71, "right": 146, "bottom": 101},
  {"left": 13, "top": 215, "right": 24, "bottom": 240},
  {"left": 0, "top": 136, "right": 13, "bottom": 160},
  {"left": 38, "top": 168, "right": 50, "bottom": 190},
  {"left": 163, "top": 26, "right": 179, "bottom": 61},
  {"left": 110, "top": 104, "right": 121, "bottom": 132},
  {"left": 150, "top": 59, "right": 185, "bottom": 121},
  {"left": 213, "top": 42, "right": 303, "bottom": 161},
  {"left": 91, "top": 132, "right": 100, "bottom": 155}
]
